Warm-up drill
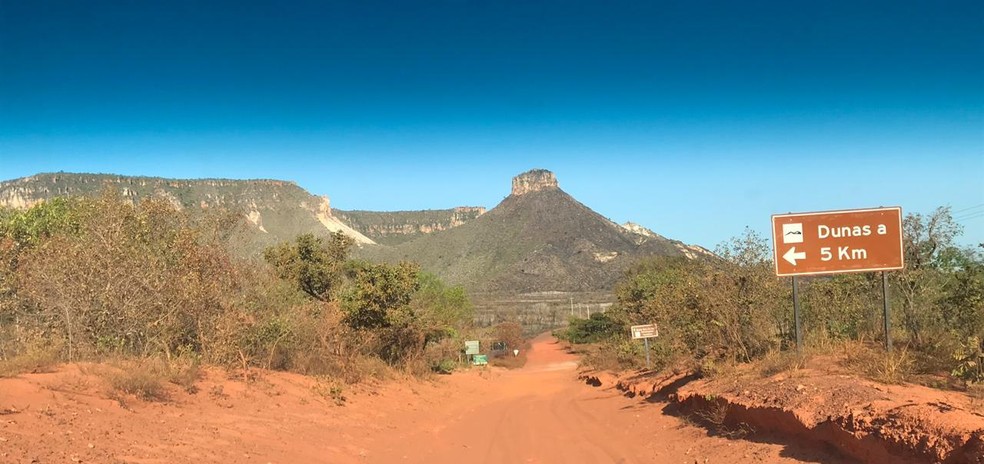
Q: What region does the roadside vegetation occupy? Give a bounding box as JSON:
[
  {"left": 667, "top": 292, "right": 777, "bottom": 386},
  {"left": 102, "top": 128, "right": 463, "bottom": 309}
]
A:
[
  {"left": 0, "top": 191, "right": 488, "bottom": 399},
  {"left": 558, "top": 206, "right": 984, "bottom": 390}
]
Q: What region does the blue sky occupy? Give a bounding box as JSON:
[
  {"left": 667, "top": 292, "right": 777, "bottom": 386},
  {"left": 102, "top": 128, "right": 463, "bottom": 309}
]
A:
[{"left": 1, "top": 0, "right": 982, "bottom": 248}]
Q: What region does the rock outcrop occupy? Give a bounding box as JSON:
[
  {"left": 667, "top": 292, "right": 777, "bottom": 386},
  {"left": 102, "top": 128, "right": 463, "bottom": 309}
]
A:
[{"left": 511, "top": 169, "right": 559, "bottom": 196}]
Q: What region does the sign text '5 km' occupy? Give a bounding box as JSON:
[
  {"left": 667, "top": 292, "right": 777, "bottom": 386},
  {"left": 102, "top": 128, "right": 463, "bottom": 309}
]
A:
[{"left": 771, "top": 207, "right": 904, "bottom": 277}]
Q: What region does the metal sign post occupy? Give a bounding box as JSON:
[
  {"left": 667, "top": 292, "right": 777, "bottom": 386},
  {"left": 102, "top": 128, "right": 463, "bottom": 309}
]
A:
[
  {"left": 792, "top": 276, "right": 802, "bottom": 352},
  {"left": 882, "top": 272, "right": 892, "bottom": 352},
  {"left": 630, "top": 324, "right": 659, "bottom": 370},
  {"left": 643, "top": 338, "right": 651, "bottom": 368}
]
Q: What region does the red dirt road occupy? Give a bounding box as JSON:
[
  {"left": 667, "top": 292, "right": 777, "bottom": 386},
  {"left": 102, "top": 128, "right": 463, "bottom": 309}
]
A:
[
  {"left": 0, "top": 335, "right": 851, "bottom": 463},
  {"left": 365, "top": 334, "right": 849, "bottom": 464}
]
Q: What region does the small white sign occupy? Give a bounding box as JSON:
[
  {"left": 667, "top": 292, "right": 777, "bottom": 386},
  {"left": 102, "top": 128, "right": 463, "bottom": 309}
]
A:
[
  {"left": 630, "top": 323, "right": 659, "bottom": 339},
  {"left": 782, "top": 223, "right": 804, "bottom": 244}
]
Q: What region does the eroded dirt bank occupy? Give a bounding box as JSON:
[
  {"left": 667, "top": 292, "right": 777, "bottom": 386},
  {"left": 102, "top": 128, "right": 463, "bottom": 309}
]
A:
[
  {"left": 582, "top": 363, "right": 984, "bottom": 464},
  {"left": 1, "top": 336, "right": 878, "bottom": 463}
]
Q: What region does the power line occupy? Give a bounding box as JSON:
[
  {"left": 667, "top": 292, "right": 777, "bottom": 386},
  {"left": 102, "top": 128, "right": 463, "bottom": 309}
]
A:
[
  {"left": 952, "top": 203, "right": 984, "bottom": 214},
  {"left": 955, "top": 209, "right": 984, "bottom": 219},
  {"left": 955, "top": 212, "right": 984, "bottom": 221},
  {"left": 955, "top": 209, "right": 984, "bottom": 218}
]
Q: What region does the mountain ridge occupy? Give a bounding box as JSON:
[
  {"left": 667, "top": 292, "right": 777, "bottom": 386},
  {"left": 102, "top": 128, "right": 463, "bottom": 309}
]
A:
[{"left": 0, "top": 170, "right": 711, "bottom": 293}]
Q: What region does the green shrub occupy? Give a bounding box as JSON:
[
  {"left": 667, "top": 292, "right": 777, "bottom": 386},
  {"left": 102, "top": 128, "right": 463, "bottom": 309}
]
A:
[
  {"left": 952, "top": 337, "right": 984, "bottom": 384},
  {"left": 434, "top": 359, "right": 456, "bottom": 374},
  {"left": 560, "top": 312, "right": 623, "bottom": 344}
]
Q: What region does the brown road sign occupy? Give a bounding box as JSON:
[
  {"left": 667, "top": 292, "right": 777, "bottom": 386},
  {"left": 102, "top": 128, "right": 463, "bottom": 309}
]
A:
[{"left": 771, "top": 207, "right": 904, "bottom": 277}]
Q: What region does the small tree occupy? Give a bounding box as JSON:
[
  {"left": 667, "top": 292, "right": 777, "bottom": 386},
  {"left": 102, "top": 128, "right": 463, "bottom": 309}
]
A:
[
  {"left": 409, "top": 272, "right": 473, "bottom": 343},
  {"left": 341, "top": 260, "right": 421, "bottom": 364},
  {"left": 893, "top": 207, "right": 962, "bottom": 345},
  {"left": 263, "top": 232, "right": 353, "bottom": 302},
  {"left": 938, "top": 244, "right": 984, "bottom": 341}
]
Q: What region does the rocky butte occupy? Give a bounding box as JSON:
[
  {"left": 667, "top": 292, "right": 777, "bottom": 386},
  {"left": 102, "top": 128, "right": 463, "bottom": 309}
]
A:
[{"left": 511, "top": 169, "right": 559, "bottom": 196}]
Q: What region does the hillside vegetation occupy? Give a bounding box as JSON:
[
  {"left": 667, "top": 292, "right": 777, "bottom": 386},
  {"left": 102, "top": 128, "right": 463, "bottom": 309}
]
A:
[
  {"left": 0, "top": 191, "right": 487, "bottom": 389},
  {"left": 366, "top": 186, "right": 693, "bottom": 293},
  {"left": 560, "top": 207, "right": 984, "bottom": 390},
  {"left": 0, "top": 172, "right": 374, "bottom": 254}
]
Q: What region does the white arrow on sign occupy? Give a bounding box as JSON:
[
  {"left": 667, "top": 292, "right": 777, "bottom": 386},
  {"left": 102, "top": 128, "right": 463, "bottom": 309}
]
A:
[{"left": 783, "top": 247, "right": 806, "bottom": 266}]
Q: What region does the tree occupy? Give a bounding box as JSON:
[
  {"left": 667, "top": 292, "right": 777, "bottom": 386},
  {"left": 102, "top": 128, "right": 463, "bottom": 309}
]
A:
[
  {"left": 560, "top": 312, "right": 623, "bottom": 344},
  {"left": 893, "top": 207, "right": 962, "bottom": 345},
  {"left": 263, "top": 232, "right": 353, "bottom": 302},
  {"left": 10, "top": 193, "right": 247, "bottom": 361},
  {"left": 342, "top": 260, "right": 420, "bottom": 330},
  {"left": 938, "top": 244, "right": 984, "bottom": 341},
  {"left": 409, "top": 272, "right": 473, "bottom": 342}
]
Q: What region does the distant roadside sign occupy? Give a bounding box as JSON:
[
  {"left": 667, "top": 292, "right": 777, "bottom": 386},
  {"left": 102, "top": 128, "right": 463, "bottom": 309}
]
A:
[
  {"left": 771, "top": 207, "right": 904, "bottom": 277},
  {"left": 630, "top": 324, "right": 659, "bottom": 340},
  {"left": 464, "top": 340, "right": 480, "bottom": 355}
]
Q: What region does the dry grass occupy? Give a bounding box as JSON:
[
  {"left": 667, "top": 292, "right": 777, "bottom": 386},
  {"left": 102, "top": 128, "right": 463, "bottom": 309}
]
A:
[
  {"left": 92, "top": 358, "right": 192, "bottom": 402},
  {"left": 0, "top": 342, "right": 62, "bottom": 378},
  {"left": 967, "top": 383, "right": 984, "bottom": 400},
  {"left": 165, "top": 358, "right": 202, "bottom": 394},
  {"left": 842, "top": 341, "right": 914, "bottom": 385},
  {"left": 46, "top": 373, "right": 91, "bottom": 393},
  {"left": 697, "top": 357, "right": 740, "bottom": 379},
  {"left": 106, "top": 361, "right": 169, "bottom": 401},
  {"left": 756, "top": 349, "right": 810, "bottom": 377}
]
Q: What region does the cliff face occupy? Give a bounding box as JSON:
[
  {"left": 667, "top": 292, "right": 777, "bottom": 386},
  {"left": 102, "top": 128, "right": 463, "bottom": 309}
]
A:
[
  {"left": 0, "top": 173, "right": 375, "bottom": 250},
  {"left": 0, "top": 173, "right": 297, "bottom": 209},
  {"left": 335, "top": 206, "right": 486, "bottom": 246},
  {"left": 511, "top": 169, "right": 558, "bottom": 196},
  {"left": 0, "top": 173, "right": 488, "bottom": 251}
]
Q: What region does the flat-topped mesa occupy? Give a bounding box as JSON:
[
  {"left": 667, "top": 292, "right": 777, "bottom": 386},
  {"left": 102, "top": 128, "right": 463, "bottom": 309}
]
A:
[{"left": 511, "top": 169, "right": 559, "bottom": 196}]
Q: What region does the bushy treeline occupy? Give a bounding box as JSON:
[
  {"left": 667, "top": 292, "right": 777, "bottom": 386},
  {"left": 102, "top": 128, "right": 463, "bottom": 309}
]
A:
[
  {"left": 0, "top": 192, "right": 475, "bottom": 380},
  {"left": 560, "top": 207, "right": 984, "bottom": 384}
]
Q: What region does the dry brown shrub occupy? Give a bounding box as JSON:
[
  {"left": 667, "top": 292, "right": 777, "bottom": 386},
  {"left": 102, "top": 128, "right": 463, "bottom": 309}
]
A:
[
  {"left": 100, "top": 360, "right": 170, "bottom": 402},
  {"left": 967, "top": 383, "right": 984, "bottom": 400},
  {"left": 843, "top": 341, "right": 914, "bottom": 384},
  {"left": 756, "top": 349, "right": 809, "bottom": 377},
  {"left": 13, "top": 193, "right": 245, "bottom": 362},
  {"left": 165, "top": 357, "right": 202, "bottom": 394},
  {"left": 0, "top": 329, "right": 62, "bottom": 377}
]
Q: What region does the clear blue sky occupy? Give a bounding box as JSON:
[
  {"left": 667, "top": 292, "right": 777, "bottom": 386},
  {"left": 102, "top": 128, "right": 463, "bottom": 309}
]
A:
[{"left": 1, "top": 0, "right": 982, "bottom": 248}]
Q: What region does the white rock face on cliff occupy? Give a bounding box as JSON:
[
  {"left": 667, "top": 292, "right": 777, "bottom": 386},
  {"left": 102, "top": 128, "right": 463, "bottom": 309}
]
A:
[
  {"left": 511, "top": 169, "right": 559, "bottom": 196},
  {"left": 311, "top": 196, "right": 376, "bottom": 245},
  {"left": 621, "top": 222, "right": 658, "bottom": 238}
]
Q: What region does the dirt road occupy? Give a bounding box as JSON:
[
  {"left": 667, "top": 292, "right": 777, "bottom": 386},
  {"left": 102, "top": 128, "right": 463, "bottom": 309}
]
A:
[
  {"left": 365, "top": 333, "right": 848, "bottom": 464},
  {"left": 0, "top": 335, "right": 851, "bottom": 463}
]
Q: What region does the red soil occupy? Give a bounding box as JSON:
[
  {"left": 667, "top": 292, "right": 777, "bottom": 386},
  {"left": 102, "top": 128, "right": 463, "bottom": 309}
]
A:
[
  {"left": 2, "top": 335, "right": 856, "bottom": 463},
  {"left": 584, "top": 355, "right": 984, "bottom": 464}
]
